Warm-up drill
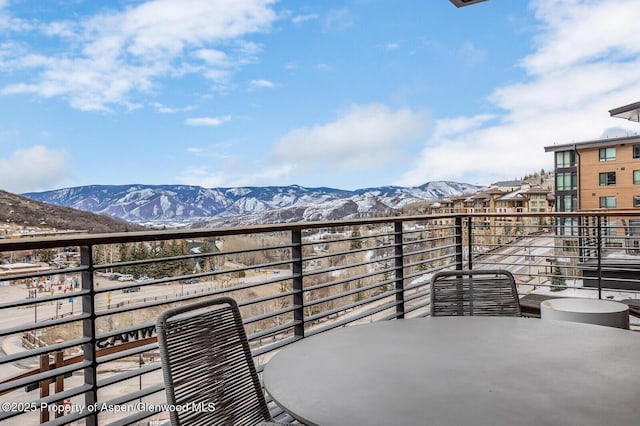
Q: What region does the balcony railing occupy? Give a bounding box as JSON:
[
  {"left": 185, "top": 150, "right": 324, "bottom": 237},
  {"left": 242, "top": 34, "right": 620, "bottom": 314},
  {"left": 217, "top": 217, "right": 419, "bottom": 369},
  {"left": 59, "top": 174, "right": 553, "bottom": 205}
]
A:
[{"left": 1, "top": 212, "right": 639, "bottom": 425}]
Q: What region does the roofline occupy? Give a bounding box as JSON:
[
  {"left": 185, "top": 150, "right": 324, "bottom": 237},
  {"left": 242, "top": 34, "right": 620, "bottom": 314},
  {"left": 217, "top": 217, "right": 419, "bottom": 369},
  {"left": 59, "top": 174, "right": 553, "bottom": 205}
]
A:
[
  {"left": 609, "top": 101, "right": 640, "bottom": 121},
  {"left": 449, "top": 0, "right": 488, "bottom": 7},
  {"left": 544, "top": 134, "right": 640, "bottom": 152},
  {"left": 491, "top": 180, "right": 523, "bottom": 185}
]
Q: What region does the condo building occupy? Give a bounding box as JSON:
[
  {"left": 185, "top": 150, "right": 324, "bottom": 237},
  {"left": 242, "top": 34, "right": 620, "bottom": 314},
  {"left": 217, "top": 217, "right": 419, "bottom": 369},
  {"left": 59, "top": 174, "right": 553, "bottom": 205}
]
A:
[{"left": 545, "top": 135, "right": 640, "bottom": 234}]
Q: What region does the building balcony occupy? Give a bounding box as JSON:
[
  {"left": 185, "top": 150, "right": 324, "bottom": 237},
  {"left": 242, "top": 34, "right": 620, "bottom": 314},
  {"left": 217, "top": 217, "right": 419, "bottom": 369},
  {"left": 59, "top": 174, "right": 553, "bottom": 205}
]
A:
[{"left": 1, "top": 211, "right": 639, "bottom": 425}]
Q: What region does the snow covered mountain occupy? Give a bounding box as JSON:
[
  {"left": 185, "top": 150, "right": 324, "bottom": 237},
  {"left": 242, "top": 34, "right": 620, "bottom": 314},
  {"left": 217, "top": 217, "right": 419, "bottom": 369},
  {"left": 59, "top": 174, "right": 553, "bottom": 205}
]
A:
[{"left": 22, "top": 181, "right": 482, "bottom": 226}]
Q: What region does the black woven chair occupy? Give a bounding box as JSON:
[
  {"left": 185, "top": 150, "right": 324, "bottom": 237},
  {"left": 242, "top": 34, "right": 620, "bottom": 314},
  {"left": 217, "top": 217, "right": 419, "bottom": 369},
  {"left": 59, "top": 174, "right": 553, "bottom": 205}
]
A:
[
  {"left": 156, "top": 297, "right": 293, "bottom": 426},
  {"left": 430, "top": 269, "right": 521, "bottom": 317}
]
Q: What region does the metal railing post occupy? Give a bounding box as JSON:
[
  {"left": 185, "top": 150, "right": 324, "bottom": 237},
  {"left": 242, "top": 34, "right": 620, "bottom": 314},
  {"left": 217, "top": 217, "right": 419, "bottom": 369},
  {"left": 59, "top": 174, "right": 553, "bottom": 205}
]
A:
[
  {"left": 393, "top": 221, "right": 405, "bottom": 319},
  {"left": 596, "top": 216, "right": 602, "bottom": 300},
  {"left": 80, "top": 245, "right": 98, "bottom": 426},
  {"left": 455, "top": 216, "right": 464, "bottom": 270},
  {"left": 467, "top": 217, "right": 473, "bottom": 270},
  {"left": 291, "top": 228, "right": 305, "bottom": 338}
]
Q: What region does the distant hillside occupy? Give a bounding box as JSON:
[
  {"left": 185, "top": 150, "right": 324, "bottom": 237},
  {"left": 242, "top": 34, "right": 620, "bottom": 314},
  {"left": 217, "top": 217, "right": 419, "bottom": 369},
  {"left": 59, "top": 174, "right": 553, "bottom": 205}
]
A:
[
  {"left": 22, "top": 181, "right": 484, "bottom": 226},
  {"left": 521, "top": 170, "right": 554, "bottom": 190},
  {"left": 0, "top": 190, "right": 144, "bottom": 233}
]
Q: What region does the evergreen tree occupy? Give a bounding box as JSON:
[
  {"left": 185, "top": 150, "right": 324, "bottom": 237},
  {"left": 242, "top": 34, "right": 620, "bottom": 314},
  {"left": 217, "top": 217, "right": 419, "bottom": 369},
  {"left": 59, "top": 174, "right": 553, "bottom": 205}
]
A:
[
  {"left": 118, "top": 243, "right": 129, "bottom": 274},
  {"left": 199, "top": 239, "right": 214, "bottom": 271},
  {"left": 550, "top": 265, "right": 566, "bottom": 291},
  {"left": 129, "top": 242, "right": 150, "bottom": 278},
  {"left": 147, "top": 242, "right": 162, "bottom": 278},
  {"left": 37, "top": 249, "right": 56, "bottom": 264},
  {"left": 350, "top": 229, "right": 362, "bottom": 250}
]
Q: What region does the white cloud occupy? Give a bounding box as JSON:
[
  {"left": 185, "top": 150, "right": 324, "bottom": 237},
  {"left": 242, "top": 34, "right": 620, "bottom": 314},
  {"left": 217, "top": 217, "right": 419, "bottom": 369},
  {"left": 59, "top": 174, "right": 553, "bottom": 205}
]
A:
[
  {"left": 193, "top": 48, "right": 230, "bottom": 66},
  {"left": 0, "top": 0, "right": 277, "bottom": 111},
  {"left": 459, "top": 42, "right": 486, "bottom": 64},
  {"left": 523, "top": 0, "right": 640, "bottom": 76},
  {"left": 273, "top": 103, "right": 428, "bottom": 173},
  {"left": 324, "top": 8, "right": 354, "bottom": 31},
  {"left": 396, "top": 0, "right": 640, "bottom": 187},
  {"left": 185, "top": 146, "right": 233, "bottom": 160},
  {"left": 151, "top": 102, "right": 194, "bottom": 113},
  {"left": 292, "top": 14, "right": 319, "bottom": 25},
  {"left": 177, "top": 166, "right": 227, "bottom": 188},
  {"left": 249, "top": 79, "right": 276, "bottom": 90},
  {"left": 0, "top": 0, "right": 32, "bottom": 32},
  {"left": 180, "top": 104, "right": 427, "bottom": 188},
  {"left": 224, "top": 163, "right": 294, "bottom": 187},
  {"left": 316, "top": 63, "right": 333, "bottom": 72},
  {"left": 385, "top": 43, "right": 400, "bottom": 51},
  {"left": 177, "top": 163, "right": 292, "bottom": 188},
  {"left": 185, "top": 115, "right": 231, "bottom": 126},
  {"left": 0, "top": 145, "right": 69, "bottom": 193}
]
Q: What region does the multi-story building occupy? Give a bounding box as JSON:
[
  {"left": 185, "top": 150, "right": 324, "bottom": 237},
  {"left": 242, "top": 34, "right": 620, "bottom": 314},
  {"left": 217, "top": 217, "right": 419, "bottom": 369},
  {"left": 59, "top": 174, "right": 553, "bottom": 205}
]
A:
[
  {"left": 425, "top": 183, "right": 553, "bottom": 217},
  {"left": 489, "top": 180, "right": 526, "bottom": 193},
  {"left": 546, "top": 135, "right": 640, "bottom": 287},
  {"left": 545, "top": 135, "right": 640, "bottom": 211},
  {"left": 545, "top": 135, "right": 640, "bottom": 235}
]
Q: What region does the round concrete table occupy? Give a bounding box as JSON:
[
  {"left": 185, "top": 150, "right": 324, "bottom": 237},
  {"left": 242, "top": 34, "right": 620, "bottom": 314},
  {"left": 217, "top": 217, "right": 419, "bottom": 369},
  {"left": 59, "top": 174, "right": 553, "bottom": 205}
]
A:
[
  {"left": 541, "top": 298, "right": 629, "bottom": 329},
  {"left": 263, "top": 317, "right": 640, "bottom": 426}
]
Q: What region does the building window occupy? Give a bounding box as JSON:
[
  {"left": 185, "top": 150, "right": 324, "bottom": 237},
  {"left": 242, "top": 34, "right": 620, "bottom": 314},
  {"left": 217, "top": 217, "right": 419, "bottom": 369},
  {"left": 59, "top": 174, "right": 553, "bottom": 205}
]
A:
[
  {"left": 634, "top": 196, "right": 640, "bottom": 208},
  {"left": 560, "top": 218, "right": 579, "bottom": 236},
  {"left": 599, "top": 172, "right": 616, "bottom": 186},
  {"left": 602, "top": 220, "right": 618, "bottom": 243},
  {"left": 555, "top": 151, "right": 574, "bottom": 168},
  {"left": 634, "top": 145, "right": 640, "bottom": 159},
  {"left": 599, "top": 196, "right": 617, "bottom": 209},
  {"left": 556, "top": 172, "right": 576, "bottom": 190},
  {"left": 634, "top": 170, "right": 640, "bottom": 184},
  {"left": 563, "top": 195, "right": 576, "bottom": 212},
  {"left": 599, "top": 147, "right": 616, "bottom": 162},
  {"left": 531, "top": 201, "right": 538, "bottom": 207}
]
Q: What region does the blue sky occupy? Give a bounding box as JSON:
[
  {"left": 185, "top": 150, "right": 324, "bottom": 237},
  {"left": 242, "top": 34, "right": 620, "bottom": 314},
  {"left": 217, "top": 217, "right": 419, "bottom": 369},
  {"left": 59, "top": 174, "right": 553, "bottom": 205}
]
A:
[{"left": 1, "top": 0, "right": 640, "bottom": 194}]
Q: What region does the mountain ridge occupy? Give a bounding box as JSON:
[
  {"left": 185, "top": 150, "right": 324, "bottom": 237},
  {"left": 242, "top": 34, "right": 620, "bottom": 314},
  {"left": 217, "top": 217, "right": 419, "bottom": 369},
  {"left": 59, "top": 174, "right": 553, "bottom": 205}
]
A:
[
  {"left": 0, "top": 189, "right": 144, "bottom": 233},
  {"left": 22, "top": 181, "right": 483, "bottom": 226}
]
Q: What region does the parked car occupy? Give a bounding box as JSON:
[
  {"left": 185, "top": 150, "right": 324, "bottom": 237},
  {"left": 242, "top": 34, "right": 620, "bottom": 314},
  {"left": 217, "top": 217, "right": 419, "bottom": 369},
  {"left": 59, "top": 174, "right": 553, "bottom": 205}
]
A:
[
  {"left": 135, "top": 275, "right": 151, "bottom": 283},
  {"left": 122, "top": 286, "right": 141, "bottom": 293},
  {"left": 117, "top": 274, "right": 134, "bottom": 282},
  {"left": 181, "top": 277, "right": 200, "bottom": 285},
  {"left": 49, "top": 260, "right": 67, "bottom": 269}
]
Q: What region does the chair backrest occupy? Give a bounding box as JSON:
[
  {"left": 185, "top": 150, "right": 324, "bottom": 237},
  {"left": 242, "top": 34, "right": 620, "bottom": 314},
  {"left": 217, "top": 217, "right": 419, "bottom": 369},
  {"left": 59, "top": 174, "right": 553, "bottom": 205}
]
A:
[
  {"left": 430, "top": 269, "right": 521, "bottom": 317},
  {"left": 156, "top": 297, "right": 271, "bottom": 426}
]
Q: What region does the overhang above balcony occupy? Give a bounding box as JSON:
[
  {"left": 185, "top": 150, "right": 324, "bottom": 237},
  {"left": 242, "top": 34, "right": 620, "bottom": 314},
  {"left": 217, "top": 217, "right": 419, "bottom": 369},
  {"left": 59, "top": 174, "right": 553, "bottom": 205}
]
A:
[
  {"left": 449, "top": 0, "right": 488, "bottom": 7},
  {"left": 609, "top": 101, "right": 640, "bottom": 122}
]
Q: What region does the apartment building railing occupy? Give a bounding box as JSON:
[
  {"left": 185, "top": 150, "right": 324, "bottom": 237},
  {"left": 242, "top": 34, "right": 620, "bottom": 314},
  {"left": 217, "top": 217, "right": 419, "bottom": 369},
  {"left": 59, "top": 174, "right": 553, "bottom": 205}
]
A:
[{"left": 0, "top": 211, "right": 639, "bottom": 425}]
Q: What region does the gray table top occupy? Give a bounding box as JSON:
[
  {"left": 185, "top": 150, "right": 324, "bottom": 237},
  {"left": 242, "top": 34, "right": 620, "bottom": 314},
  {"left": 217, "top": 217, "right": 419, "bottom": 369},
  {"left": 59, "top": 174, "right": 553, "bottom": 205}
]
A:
[{"left": 263, "top": 317, "right": 640, "bottom": 426}]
